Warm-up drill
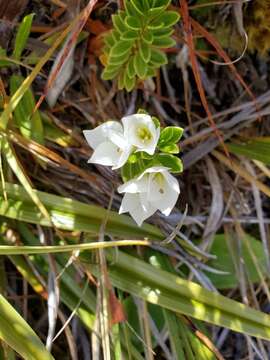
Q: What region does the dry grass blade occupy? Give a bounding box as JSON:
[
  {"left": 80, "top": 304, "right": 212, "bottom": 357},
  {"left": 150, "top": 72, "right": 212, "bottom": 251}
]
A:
[
  {"left": 179, "top": 0, "right": 229, "bottom": 157},
  {"left": 212, "top": 150, "right": 270, "bottom": 197},
  {"left": 45, "top": 0, "right": 98, "bottom": 108}
]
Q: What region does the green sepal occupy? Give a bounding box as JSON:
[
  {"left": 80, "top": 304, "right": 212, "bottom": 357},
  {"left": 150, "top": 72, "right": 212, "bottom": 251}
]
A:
[
  {"left": 151, "top": 116, "right": 160, "bottom": 129},
  {"left": 137, "top": 108, "right": 148, "bottom": 115},
  {"left": 121, "top": 155, "right": 154, "bottom": 182}
]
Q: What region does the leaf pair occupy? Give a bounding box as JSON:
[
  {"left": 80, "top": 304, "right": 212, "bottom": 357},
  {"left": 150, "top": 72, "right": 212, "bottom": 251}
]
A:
[{"left": 101, "top": 0, "right": 180, "bottom": 91}]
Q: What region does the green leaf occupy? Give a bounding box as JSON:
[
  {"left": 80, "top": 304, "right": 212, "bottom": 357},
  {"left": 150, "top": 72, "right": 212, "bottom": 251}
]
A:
[
  {"left": 159, "top": 143, "right": 179, "bottom": 154},
  {"left": 155, "top": 153, "right": 183, "bottom": 173},
  {"left": 118, "top": 71, "right": 125, "bottom": 90},
  {"left": 124, "top": 70, "right": 136, "bottom": 91},
  {"left": 134, "top": 53, "right": 147, "bottom": 78},
  {"left": 0, "top": 47, "right": 12, "bottom": 67},
  {"left": 110, "top": 40, "right": 133, "bottom": 57},
  {"left": 13, "top": 13, "right": 34, "bottom": 60},
  {"left": 121, "top": 30, "right": 139, "bottom": 40},
  {"left": 121, "top": 156, "right": 153, "bottom": 182},
  {"left": 147, "top": 6, "right": 166, "bottom": 19},
  {"left": 125, "top": 16, "right": 141, "bottom": 30},
  {"left": 152, "top": 27, "right": 174, "bottom": 38},
  {"left": 139, "top": 41, "right": 151, "bottom": 62},
  {"left": 112, "top": 13, "right": 127, "bottom": 33},
  {"left": 149, "top": 49, "right": 167, "bottom": 66},
  {"left": 0, "top": 294, "right": 53, "bottom": 359},
  {"left": 153, "top": 0, "right": 170, "bottom": 7},
  {"left": 228, "top": 138, "right": 270, "bottom": 164},
  {"left": 207, "top": 234, "right": 268, "bottom": 289},
  {"left": 109, "top": 51, "right": 130, "bottom": 65},
  {"left": 158, "top": 126, "right": 184, "bottom": 148},
  {"left": 9, "top": 75, "right": 44, "bottom": 144},
  {"left": 142, "top": 31, "right": 153, "bottom": 44},
  {"left": 90, "top": 249, "right": 270, "bottom": 341},
  {"left": 101, "top": 67, "right": 120, "bottom": 80},
  {"left": 103, "top": 31, "right": 116, "bottom": 47},
  {"left": 0, "top": 182, "right": 162, "bottom": 239},
  {"left": 127, "top": 56, "right": 136, "bottom": 78},
  {"left": 130, "top": 0, "right": 144, "bottom": 15},
  {"left": 152, "top": 36, "right": 176, "bottom": 48},
  {"left": 154, "top": 11, "right": 180, "bottom": 28},
  {"left": 0, "top": 10, "right": 85, "bottom": 130}
]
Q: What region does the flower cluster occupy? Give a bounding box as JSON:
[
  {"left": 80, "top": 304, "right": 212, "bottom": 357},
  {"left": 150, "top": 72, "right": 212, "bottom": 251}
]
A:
[{"left": 83, "top": 112, "right": 183, "bottom": 226}]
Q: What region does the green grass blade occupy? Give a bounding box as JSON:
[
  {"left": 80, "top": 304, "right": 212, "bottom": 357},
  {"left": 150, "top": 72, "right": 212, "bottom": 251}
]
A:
[
  {"left": 88, "top": 249, "right": 270, "bottom": 341},
  {"left": 2, "top": 139, "right": 51, "bottom": 221},
  {"left": 0, "top": 295, "right": 53, "bottom": 359},
  {"left": 228, "top": 138, "right": 270, "bottom": 164},
  {"left": 9, "top": 75, "right": 44, "bottom": 144},
  {"left": 13, "top": 13, "right": 34, "bottom": 60},
  {"left": 0, "top": 240, "right": 150, "bottom": 255},
  {"left": 0, "top": 182, "right": 161, "bottom": 239}
]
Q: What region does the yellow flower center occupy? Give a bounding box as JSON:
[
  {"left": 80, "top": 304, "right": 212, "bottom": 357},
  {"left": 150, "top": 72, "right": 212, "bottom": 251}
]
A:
[{"left": 137, "top": 126, "right": 152, "bottom": 143}]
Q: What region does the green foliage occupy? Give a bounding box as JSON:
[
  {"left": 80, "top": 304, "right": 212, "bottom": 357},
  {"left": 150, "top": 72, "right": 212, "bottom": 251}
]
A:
[
  {"left": 208, "top": 234, "right": 268, "bottom": 289},
  {"left": 101, "top": 0, "right": 180, "bottom": 91},
  {"left": 13, "top": 13, "right": 34, "bottom": 60},
  {"left": 158, "top": 126, "right": 183, "bottom": 153},
  {"left": 9, "top": 75, "right": 44, "bottom": 144},
  {"left": 228, "top": 137, "right": 270, "bottom": 164},
  {"left": 0, "top": 295, "right": 53, "bottom": 359}
]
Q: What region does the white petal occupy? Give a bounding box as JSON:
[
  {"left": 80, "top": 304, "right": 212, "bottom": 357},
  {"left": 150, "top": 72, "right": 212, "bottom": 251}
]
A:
[
  {"left": 109, "top": 131, "right": 128, "bottom": 149},
  {"left": 119, "top": 193, "right": 156, "bottom": 226},
  {"left": 83, "top": 121, "right": 123, "bottom": 149},
  {"left": 151, "top": 174, "right": 180, "bottom": 216},
  {"left": 163, "top": 171, "right": 180, "bottom": 194},
  {"left": 122, "top": 114, "right": 160, "bottom": 155},
  {"left": 89, "top": 141, "right": 120, "bottom": 166},
  {"left": 118, "top": 175, "right": 149, "bottom": 194},
  {"left": 112, "top": 145, "right": 133, "bottom": 170}
]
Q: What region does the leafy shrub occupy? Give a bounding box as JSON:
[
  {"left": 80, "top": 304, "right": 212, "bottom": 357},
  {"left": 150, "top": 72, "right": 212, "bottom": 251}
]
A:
[{"left": 101, "top": 0, "right": 180, "bottom": 91}]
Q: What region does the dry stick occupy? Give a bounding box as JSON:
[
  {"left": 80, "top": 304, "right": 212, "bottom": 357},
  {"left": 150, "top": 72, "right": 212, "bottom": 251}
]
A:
[
  {"left": 34, "top": 0, "right": 98, "bottom": 114},
  {"left": 179, "top": 0, "right": 229, "bottom": 158},
  {"left": 97, "top": 191, "right": 115, "bottom": 360}
]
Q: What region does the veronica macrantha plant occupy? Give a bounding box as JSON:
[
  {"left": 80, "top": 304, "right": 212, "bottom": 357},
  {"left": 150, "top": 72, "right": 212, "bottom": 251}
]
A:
[{"left": 83, "top": 111, "right": 183, "bottom": 226}]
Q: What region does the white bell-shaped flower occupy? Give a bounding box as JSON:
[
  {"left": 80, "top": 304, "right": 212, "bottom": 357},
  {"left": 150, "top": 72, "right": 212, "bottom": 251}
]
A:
[
  {"left": 118, "top": 166, "right": 180, "bottom": 226},
  {"left": 83, "top": 121, "right": 132, "bottom": 170},
  {"left": 122, "top": 114, "right": 160, "bottom": 155}
]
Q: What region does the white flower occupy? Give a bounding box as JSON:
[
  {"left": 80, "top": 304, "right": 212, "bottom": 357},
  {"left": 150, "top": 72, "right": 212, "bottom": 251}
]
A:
[
  {"left": 118, "top": 166, "right": 180, "bottom": 226},
  {"left": 83, "top": 121, "right": 132, "bottom": 170},
  {"left": 122, "top": 114, "right": 160, "bottom": 155}
]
